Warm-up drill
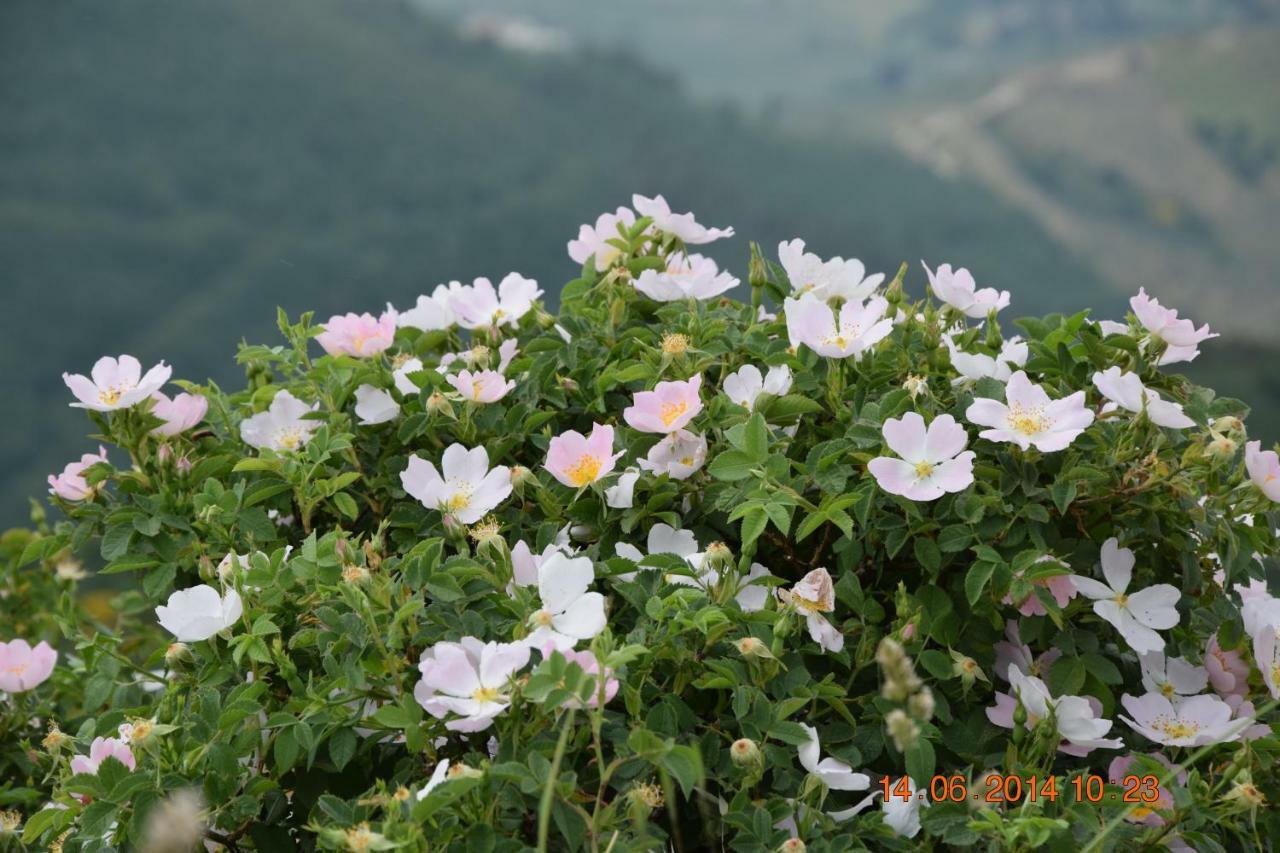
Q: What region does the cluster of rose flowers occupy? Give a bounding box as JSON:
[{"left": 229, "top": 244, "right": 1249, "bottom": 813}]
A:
[{"left": 12, "top": 191, "right": 1280, "bottom": 843}]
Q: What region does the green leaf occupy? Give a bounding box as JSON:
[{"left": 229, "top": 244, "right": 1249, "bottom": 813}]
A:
[
  {"left": 965, "top": 562, "right": 997, "bottom": 605},
  {"left": 904, "top": 738, "right": 936, "bottom": 786},
  {"left": 328, "top": 728, "right": 358, "bottom": 771},
  {"left": 743, "top": 412, "right": 769, "bottom": 462},
  {"left": 331, "top": 491, "right": 359, "bottom": 519},
  {"left": 708, "top": 450, "right": 757, "bottom": 481},
  {"left": 913, "top": 537, "right": 941, "bottom": 574},
  {"left": 661, "top": 744, "right": 703, "bottom": 798}
]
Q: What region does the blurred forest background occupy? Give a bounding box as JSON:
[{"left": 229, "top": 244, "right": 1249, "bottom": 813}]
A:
[{"left": 2, "top": 0, "right": 1279, "bottom": 525}]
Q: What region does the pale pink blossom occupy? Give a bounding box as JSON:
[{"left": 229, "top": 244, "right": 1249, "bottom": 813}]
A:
[
  {"left": 401, "top": 444, "right": 512, "bottom": 524},
  {"left": 64, "top": 355, "right": 171, "bottom": 412},
  {"left": 722, "top": 364, "right": 792, "bottom": 410},
  {"left": 993, "top": 620, "right": 1061, "bottom": 681},
  {"left": 604, "top": 468, "right": 640, "bottom": 509},
  {"left": 1092, "top": 367, "right": 1194, "bottom": 429},
  {"left": 778, "top": 238, "right": 882, "bottom": 303},
  {"left": 510, "top": 539, "right": 571, "bottom": 591},
  {"left": 923, "top": 262, "right": 1010, "bottom": 318},
  {"left": 1119, "top": 692, "right": 1247, "bottom": 746},
  {"left": 149, "top": 392, "right": 208, "bottom": 436},
  {"left": 614, "top": 524, "right": 700, "bottom": 583},
  {"left": 315, "top": 311, "right": 395, "bottom": 358},
  {"left": 868, "top": 412, "right": 975, "bottom": 501},
  {"left": 944, "top": 336, "right": 1028, "bottom": 385},
  {"left": 988, "top": 667, "right": 1122, "bottom": 755},
  {"left": 414, "top": 637, "right": 531, "bottom": 732},
  {"left": 1254, "top": 619, "right": 1280, "bottom": 699},
  {"left": 447, "top": 369, "right": 515, "bottom": 404},
  {"left": 735, "top": 563, "right": 774, "bottom": 612},
  {"left": 779, "top": 568, "right": 843, "bottom": 653},
  {"left": 623, "top": 375, "right": 703, "bottom": 434},
  {"left": 1138, "top": 651, "right": 1209, "bottom": 698},
  {"left": 393, "top": 283, "right": 464, "bottom": 331},
  {"left": 1130, "top": 288, "right": 1217, "bottom": 365},
  {"left": 797, "top": 723, "right": 869, "bottom": 791},
  {"left": 1205, "top": 634, "right": 1250, "bottom": 698},
  {"left": 392, "top": 357, "right": 427, "bottom": 396},
  {"left": 0, "top": 639, "right": 57, "bottom": 692},
  {"left": 784, "top": 292, "right": 892, "bottom": 360},
  {"left": 568, "top": 206, "right": 636, "bottom": 271},
  {"left": 544, "top": 423, "right": 624, "bottom": 488},
  {"left": 632, "top": 193, "right": 733, "bottom": 244},
  {"left": 540, "top": 644, "right": 619, "bottom": 708},
  {"left": 451, "top": 274, "right": 543, "bottom": 330},
  {"left": 354, "top": 385, "right": 399, "bottom": 425},
  {"left": 524, "top": 553, "right": 607, "bottom": 651},
  {"left": 155, "top": 585, "right": 243, "bottom": 642},
  {"left": 415, "top": 760, "right": 452, "bottom": 801},
  {"left": 48, "top": 447, "right": 109, "bottom": 502},
  {"left": 966, "top": 371, "right": 1094, "bottom": 452},
  {"left": 1072, "top": 538, "right": 1179, "bottom": 653},
  {"left": 1245, "top": 441, "right": 1280, "bottom": 502},
  {"left": 1002, "top": 556, "right": 1077, "bottom": 617},
  {"left": 71, "top": 737, "right": 136, "bottom": 776},
  {"left": 638, "top": 430, "right": 707, "bottom": 480},
  {"left": 633, "top": 253, "right": 738, "bottom": 302},
  {"left": 239, "top": 390, "right": 319, "bottom": 452}
]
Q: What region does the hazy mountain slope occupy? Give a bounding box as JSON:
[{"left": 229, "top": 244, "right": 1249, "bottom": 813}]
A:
[{"left": 0, "top": 0, "right": 1116, "bottom": 524}]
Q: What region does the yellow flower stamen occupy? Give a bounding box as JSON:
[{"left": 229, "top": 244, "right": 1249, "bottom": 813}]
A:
[{"left": 565, "top": 454, "right": 603, "bottom": 487}]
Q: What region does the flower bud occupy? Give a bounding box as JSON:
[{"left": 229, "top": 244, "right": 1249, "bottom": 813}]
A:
[
  {"left": 1207, "top": 433, "right": 1237, "bottom": 460},
  {"left": 446, "top": 763, "right": 484, "bottom": 782},
  {"left": 886, "top": 709, "right": 920, "bottom": 751},
  {"left": 902, "top": 374, "right": 929, "bottom": 400},
  {"left": 952, "top": 653, "right": 984, "bottom": 688},
  {"left": 426, "top": 391, "right": 455, "bottom": 419},
  {"left": 342, "top": 564, "right": 370, "bottom": 585},
  {"left": 0, "top": 810, "right": 20, "bottom": 834},
  {"left": 1222, "top": 779, "right": 1266, "bottom": 811},
  {"left": 42, "top": 724, "right": 69, "bottom": 754},
  {"left": 748, "top": 242, "right": 769, "bottom": 291},
  {"left": 734, "top": 636, "right": 774, "bottom": 659},
  {"left": 509, "top": 465, "right": 536, "bottom": 492},
  {"left": 908, "top": 686, "right": 935, "bottom": 722},
  {"left": 730, "top": 738, "right": 762, "bottom": 769},
  {"left": 703, "top": 541, "right": 734, "bottom": 574},
  {"left": 165, "top": 642, "right": 192, "bottom": 668},
  {"left": 778, "top": 839, "right": 806, "bottom": 853},
  {"left": 1212, "top": 415, "right": 1245, "bottom": 436},
  {"left": 156, "top": 443, "right": 174, "bottom": 466}
]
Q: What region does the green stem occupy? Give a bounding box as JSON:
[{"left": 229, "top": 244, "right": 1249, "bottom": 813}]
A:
[{"left": 537, "top": 708, "right": 577, "bottom": 853}]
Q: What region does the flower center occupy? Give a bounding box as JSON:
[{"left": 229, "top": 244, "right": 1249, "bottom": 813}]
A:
[
  {"left": 446, "top": 487, "right": 473, "bottom": 512},
  {"left": 276, "top": 428, "right": 305, "bottom": 450},
  {"left": 914, "top": 461, "right": 935, "bottom": 479},
  {"left": 1114, "top": 593, "right": 1129, "bottom": 607},
  {"left": 659, "top": 401, "right": 688, "bottom": 427},
  {"left": 565, "top": 454, "right": 603, "bottom": 487},
  {"left": 1159, "top": 681, "right": 1176, "bottom": 698},
  {"left": 793, "top": 594, "right": 829, "bottom": 614},
  {"left": 1157, "top": 718, "right": 1199, "bottom": 740},
  {"left": 471, "top": 686, "right": 501, "bottom": 704},
  {"left": 97, "top": 386, "right": 125, "bottom": 406},
  {"left": 1007, "top": 405, "right": 1050, "bottom": 436},
  {"left": 679, "top": 455, "right": 695, "bottom": 466},
  {"left": 823, "top": 334, "right": 849, "bottom": 350},
  {"left": 532, "top": 609, "right": 555, "bottom": 627}
]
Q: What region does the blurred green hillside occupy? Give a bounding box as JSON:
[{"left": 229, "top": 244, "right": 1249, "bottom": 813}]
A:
[{"left": 1, "top": 0, "right": 1275, "bottom": 525}]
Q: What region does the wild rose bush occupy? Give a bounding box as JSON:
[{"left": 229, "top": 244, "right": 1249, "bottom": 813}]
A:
[{"left": 4, "top": 192, "right": 1280, "bottom": 851}]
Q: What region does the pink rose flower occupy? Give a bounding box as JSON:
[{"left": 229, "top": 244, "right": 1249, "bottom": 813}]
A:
[
  {"left": 149, "top": 391, "right": 208, "bottom": 436},
  {"left": 316, "top": 311, "right": 395, "bottom": 357},
  {"left": 0, "top": 639, "right": 57, "bottom": 692},
  {"left": 71, "top": 736, "right": 136, "bottom": 776},
  {"left": 545, "top": 424, "right": 624, "bottom": 488},
  {"left": 623, "top": 375, "right": 703, "bottom": 434},
  {"left": 48, "top": 446, "right": 110, "bottom": 502}
]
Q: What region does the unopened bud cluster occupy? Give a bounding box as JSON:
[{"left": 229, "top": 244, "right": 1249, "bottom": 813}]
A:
[{"left": 876, "top": 637, "right": 934, "bottom": 751}]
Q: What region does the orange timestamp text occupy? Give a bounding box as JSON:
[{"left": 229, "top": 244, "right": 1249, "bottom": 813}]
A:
[{"left": 881, "top": 773, "right": 1164, "bottom": 805}]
